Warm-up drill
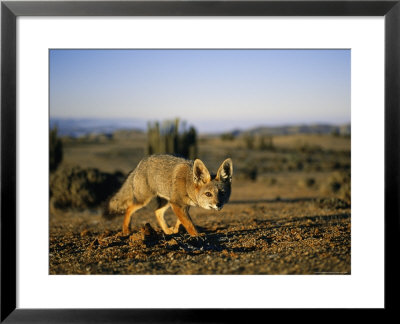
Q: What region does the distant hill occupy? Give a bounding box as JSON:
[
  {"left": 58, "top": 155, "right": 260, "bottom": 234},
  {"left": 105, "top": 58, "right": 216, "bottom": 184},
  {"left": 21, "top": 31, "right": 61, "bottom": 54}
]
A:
[
  {"left": 50, "top": 118, "right": 350, "bottom": 138},
  {"left": 241, "top": 124, "right": 351, "bottom": 136},
  {"left": 50, "top": 118, "right": 146, "bottom": 138}
]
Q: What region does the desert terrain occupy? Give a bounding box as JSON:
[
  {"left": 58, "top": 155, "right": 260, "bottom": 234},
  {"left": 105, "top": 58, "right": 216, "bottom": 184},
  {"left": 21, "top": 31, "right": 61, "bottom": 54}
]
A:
[{"left": 49, "top": 129, "right": 351, "bottom": 274}]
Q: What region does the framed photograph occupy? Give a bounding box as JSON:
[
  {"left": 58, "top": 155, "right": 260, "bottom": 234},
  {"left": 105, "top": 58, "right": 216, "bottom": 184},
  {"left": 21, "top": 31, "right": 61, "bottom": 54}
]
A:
[{"left": 1, "top": 0, "right": 399, "bottom": 321}]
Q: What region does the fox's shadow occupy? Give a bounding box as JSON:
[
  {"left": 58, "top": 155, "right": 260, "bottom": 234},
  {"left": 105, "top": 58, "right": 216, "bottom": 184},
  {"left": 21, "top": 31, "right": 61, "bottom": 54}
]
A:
[
  {"left": 167, "top": 231, "right": 227, "bottom": 253},
  {"left": 159, "top": 226, "right": 256, "bottom": 254}
]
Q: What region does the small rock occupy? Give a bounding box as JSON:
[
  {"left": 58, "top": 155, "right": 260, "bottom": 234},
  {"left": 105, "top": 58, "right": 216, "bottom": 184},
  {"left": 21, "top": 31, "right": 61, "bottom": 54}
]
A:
[
  {"left": 167, "top": 238, "right": 178, "bottom": 246},
  {"left": 140, "top": 223, "right": 159, "bottom": 241},
  {"left": 129, "top": 233, "right": 142, "bottom": 242},
  {"left": 88, "top": 238, "right": 99, "bottom": 249},
  {"left": 98, "top": 230, "right": 111, "bottom": 239},
  {"left": 80, "top": 229, "right": 90, "bottom": 237}
]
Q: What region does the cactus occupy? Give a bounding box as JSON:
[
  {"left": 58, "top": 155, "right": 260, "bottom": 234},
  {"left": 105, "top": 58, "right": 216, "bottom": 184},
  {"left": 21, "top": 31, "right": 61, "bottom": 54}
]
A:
[
  {"left": 243, "top": 133, "right": 255, "bottom": 149},
  {"left": 49, "top": 126, "right": 63, "bottom": 172},
  {"left": 258, "top": 135, "right": 274, "bottom": 150},
  {"left": 147, "top": 118, "right": 198, "bottom": 160}
]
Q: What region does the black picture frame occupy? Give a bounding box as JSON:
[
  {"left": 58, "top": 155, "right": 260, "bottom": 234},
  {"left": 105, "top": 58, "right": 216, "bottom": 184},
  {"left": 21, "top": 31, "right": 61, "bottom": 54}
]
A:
[{"left": 1, "top": 0, "right": 399, "bottom": 322}]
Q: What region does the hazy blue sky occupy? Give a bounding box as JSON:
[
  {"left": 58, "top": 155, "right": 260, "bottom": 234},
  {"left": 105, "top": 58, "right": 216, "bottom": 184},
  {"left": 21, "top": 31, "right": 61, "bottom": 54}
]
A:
[{"left": 50, "top": 49, "right": 350, "bottom": 133}]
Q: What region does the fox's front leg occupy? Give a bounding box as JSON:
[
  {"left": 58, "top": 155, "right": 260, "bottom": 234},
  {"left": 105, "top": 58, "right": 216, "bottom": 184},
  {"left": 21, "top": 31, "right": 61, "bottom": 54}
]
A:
[
  {"left": 155, "top": 203, "right": 175, "bottom": 235},
  {"left": 170, "top": 203, "right": 198, "bottom": 236}
]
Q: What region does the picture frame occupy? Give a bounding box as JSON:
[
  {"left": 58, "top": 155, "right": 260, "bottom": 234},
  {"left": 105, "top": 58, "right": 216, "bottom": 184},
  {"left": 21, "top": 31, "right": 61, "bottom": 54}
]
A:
[{"left": 1, "top": 0, "right": 399, "bottom": 321}]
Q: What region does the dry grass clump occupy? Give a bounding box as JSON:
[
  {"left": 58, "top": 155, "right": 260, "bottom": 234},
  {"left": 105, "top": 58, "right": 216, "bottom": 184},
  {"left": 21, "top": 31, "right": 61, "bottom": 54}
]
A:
[
  {"left": 320, "top": 171, "right": 351, "bottom": 202},
  {"left": 50, "top": 166, "right": 124, "bottom": 210},
  {"left": 298, "top": 177, "right": 316, "bottom": 188}
]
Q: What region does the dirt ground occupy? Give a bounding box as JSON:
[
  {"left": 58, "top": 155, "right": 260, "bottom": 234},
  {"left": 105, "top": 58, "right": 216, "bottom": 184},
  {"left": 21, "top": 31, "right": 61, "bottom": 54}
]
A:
[
  {"left": 50, "top": 174, "right": 351, "bottom": 275},
  {"left": 50, "top": 132, "right": 350, "bottom": 274}
]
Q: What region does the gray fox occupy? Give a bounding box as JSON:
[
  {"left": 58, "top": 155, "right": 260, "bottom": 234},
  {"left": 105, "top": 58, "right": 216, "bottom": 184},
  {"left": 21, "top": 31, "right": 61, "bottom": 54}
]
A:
[{"left": 104, "top": 155, "right": 233, "bottom": 236}]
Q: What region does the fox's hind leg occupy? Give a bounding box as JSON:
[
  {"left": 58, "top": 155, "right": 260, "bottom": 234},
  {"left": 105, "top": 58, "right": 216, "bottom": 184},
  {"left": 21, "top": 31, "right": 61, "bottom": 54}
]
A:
[{"left": 122, "top": 202, "right": 145, "bottom": 235}]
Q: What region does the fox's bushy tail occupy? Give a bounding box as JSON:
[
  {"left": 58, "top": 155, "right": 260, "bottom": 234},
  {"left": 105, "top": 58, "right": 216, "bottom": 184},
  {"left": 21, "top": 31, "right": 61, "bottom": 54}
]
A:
[{"left": 103, "top": 170, "right": 135, "bottom": 220}]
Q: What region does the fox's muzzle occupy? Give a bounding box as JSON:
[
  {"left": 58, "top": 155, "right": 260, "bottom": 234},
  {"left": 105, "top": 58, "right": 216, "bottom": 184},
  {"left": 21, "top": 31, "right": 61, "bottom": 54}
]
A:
[{"left": 211, "top": 203, "right": 223, "bottom": 211}]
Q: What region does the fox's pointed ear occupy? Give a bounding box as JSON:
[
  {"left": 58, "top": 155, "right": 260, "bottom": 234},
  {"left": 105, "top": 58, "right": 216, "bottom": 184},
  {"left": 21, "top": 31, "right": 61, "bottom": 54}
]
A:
[
  {"left": 193, "top": 159, "right": 211, "bottom": 185},
  {"left": 216, "top": 158, "right": 233, "bottom": 183}
]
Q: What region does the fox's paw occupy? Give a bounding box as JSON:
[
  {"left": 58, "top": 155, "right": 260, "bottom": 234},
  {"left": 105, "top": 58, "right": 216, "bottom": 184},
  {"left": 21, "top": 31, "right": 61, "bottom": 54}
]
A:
[
  {"left": 172, "top": 222, "right": 181, "bottom": 233},
  {"left": 162, "top": 227, "right": 176, "bottom": 235}
]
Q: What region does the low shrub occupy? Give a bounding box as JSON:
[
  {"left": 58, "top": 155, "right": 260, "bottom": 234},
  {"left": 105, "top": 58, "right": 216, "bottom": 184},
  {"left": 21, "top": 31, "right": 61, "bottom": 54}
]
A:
[{"left": 50, "top": 166, "right": 124, "bottom": 210}]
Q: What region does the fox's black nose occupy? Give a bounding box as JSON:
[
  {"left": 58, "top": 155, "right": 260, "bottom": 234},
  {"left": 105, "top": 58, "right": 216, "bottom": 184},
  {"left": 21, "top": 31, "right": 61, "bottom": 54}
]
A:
[{"left": 216, "top": 203, "right": 222, "bottom": 208}]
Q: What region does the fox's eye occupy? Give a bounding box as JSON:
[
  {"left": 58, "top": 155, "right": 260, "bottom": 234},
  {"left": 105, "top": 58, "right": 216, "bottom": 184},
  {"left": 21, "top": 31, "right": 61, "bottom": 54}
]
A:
[{"left": 205, "top": 192, "right": 212, "bottom": 197}]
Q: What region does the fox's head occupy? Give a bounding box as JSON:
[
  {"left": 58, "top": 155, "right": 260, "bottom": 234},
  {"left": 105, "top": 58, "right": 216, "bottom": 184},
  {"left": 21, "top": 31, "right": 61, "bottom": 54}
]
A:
[{"left": 193, "top": 158, "right": 233, "bottom": 211}]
